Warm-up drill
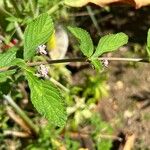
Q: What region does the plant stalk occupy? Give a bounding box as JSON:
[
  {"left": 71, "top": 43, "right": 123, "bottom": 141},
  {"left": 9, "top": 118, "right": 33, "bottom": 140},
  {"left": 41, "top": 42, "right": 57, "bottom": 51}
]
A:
[
  {"left": 14, "top": 22, "right": 24, "bottom": 40},
  {"left": 10, "top": 0, "right": 21, "bottom": 16},
  {"left": 3, "top": 94, "right": 39, "bottom": 136},
  {"left": 86, "top": 6, "right": 102, "bottom": 35},
  {"left": 28, "top": 57, "right": 149, "bottom": 66},
  {"left": 47, "top": 1, "right": 63, "bottom": 15},
  {"left": 0, "top": 57, "right": 149, "bottom": 73},
  {"left": 28, "top": 0, "right": 35, "bottom": 17}
]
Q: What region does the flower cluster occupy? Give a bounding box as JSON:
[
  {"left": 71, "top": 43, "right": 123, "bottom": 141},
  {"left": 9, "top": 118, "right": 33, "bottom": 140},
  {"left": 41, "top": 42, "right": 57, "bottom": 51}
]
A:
[
  {"left": 37, "top": 64, "right": 49, "bottom": 78},
  {"left": 37, "top": 45, "right": 47, "bottom": 55}
]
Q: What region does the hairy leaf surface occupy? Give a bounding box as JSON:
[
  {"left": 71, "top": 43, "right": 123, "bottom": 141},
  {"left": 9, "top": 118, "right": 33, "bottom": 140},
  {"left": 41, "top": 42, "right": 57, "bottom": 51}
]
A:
[
  {"left": 68, "top": 26, "right": 94, "bottom": 57},
  {"left": 24, "top": 13, "right": 54, "bottom": 60},
  {"left": 25, "top": 70, "right": 67, "bottom": 127},
  {"left": 0, "top": 47, "right": 17, "bottom": 67},
  {"left": 92, "top": 33, "right": 128, "bottom": 57}
]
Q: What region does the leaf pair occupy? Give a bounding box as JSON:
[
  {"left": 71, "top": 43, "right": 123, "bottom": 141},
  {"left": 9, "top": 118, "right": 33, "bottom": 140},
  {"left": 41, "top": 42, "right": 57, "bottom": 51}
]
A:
[
  {"left": 23, "top": 13, "right": 67, "bottom": 127},
  {"left": 68, "top": 27, "right": 128, "bottom": 69},
  {"left": 0, "top": 13, "right": 66, "bottom": 127}
]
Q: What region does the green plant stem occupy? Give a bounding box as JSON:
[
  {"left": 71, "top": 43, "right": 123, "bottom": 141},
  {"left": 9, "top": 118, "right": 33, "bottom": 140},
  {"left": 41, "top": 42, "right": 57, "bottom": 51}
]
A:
[
  {"left": 28, "top": 0, "right": 35, "bottom": 17},
  {"left": 0, "top": 6, "right": 14, "bottom": 17},
  {"left": 49, "top": 77, "right": 70, "bottom": 93},
  {"left": 3, "top": 94, "right": 39, "bottom": 136},
  {"left": 86, "top": 6, "right": 102, "bottom": 35},
  {"left": 35, "top": 1, "right": 39, "bottom": 17},
  {"left": 0, "top": 6, "right": 23, "bottom": 41},
  {"left": 47, "top": 1, "right": 63, "bottom": 15},
  {"left": 10, "top": 0, "right": 21, "bottom": 16},
  {"left": 14, "top": 22, "right": 24, "bottom": 40},
  {"left": 0, "top": 57, "right": 149, "bottom": 73}
]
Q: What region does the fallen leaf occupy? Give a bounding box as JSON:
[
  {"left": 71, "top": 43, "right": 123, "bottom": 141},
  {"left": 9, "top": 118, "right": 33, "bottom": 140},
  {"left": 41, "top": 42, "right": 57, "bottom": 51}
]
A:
[
  {"left": 123, "top": 134, "right": 136, "bottom": 150},
  {"left": 64, "top": 0, "right": 150, "bottom": 8}
]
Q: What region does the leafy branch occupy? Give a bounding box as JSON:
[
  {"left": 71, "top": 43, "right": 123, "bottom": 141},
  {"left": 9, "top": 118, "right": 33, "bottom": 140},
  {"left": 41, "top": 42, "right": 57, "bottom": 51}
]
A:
[
  {"left": 0, "top": 57, "right": 149, "bottom": 73},
  {"left": 0, "top": 12, "right": 150, "bottom": 127}
]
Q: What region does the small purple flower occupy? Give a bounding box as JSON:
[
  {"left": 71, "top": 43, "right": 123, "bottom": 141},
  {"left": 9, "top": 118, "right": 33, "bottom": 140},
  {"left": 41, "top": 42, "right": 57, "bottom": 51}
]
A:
[
  {"left": 37, "top": 45, "right": 47, "bottom": 55},
  {"left": 37, "top": 64, "right": 49, "bottom": 78},
  {"left": 102, "top": 59, "right": 109, "bottom": 67}
]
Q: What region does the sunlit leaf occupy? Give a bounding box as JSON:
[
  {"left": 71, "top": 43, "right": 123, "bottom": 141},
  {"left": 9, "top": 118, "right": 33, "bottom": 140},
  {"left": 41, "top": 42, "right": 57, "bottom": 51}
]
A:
[
  {"left": 68, "top": 26, "right": 94, "bottom": 57},
  {"left": 0, "top": 47, "right": 17, "bottom": 67},
  {"left": 24, "top": 13, "right": 54, "bottom": 60},
  {"left": 92, "top": 33, "right": 128, "bottom": 57},
  {"left": 25, "top": 70, "right": 67, "bottom": 127}
]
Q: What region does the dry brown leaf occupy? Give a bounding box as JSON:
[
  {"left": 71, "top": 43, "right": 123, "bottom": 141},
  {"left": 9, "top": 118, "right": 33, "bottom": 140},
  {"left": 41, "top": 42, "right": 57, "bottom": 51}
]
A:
[
  {"left": 123, "top": 134, "right": 136, "bottom": 150},
  {"left": 64, "top": 0, "right": 150, "bottom": 8}
]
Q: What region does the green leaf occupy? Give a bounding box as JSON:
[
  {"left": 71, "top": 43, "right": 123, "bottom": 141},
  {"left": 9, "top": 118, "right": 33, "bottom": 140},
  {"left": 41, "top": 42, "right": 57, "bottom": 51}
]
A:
[
  {"left": 6, "top": 22, "right": 15, "bottom": 32},
  {"left": 68, "top": 26, "right": 94, "bottom": 57},
  {"left": 0, "top": 47, "right": 17, "bottom": 67},
  {"left": 11, "top": 58, "right": 26, "bottom": 69},
  {"left": 0, "top": 70, "right": 16, "bottom": 83},
  {"left": 25, "top": 70, "right": 67, "bottom": 127},
  {"left": 146, "top": 29, "right": 150, "bottom": 58},
  {"left": 24, "top": 13, "right": 54, "bottom": 60},
  {"left": 90, "top": 58, "right": 102, "bottom": 71},
  {"left": 92, "top": 32, "right": 128, "bottom": 57}
]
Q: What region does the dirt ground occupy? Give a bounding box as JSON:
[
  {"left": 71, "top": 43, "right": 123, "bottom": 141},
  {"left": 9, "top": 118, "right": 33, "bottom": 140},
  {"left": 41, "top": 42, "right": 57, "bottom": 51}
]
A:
[
  {"left": 76, "top": 6, "right": 150, "bottom": 149},
  {"left": 107, "top": 61, "right": 150, "bottom": 150}
]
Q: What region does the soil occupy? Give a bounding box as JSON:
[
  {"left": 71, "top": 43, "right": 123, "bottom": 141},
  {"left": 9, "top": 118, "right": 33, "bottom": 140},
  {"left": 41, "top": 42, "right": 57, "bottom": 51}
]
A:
[
  {"left": 108, "top": 61, "right": 150, "bottom": 150},
  {"left": 70, "top": 6, "right": 150, "bottom": 149}
]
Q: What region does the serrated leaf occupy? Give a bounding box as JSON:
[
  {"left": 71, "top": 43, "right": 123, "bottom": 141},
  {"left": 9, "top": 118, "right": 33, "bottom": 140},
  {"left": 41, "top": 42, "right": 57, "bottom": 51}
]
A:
[
  {"left": 68, "top": 26, "right": 94, "bottom": 57},
  {"left": 90, "top": 58, "right": 103, "bottom": 71},
  {"left": 0, "top": 47, "right": 17, "bottom": 67},
  {"left": 146, "top": 28, "right": 150, "bottom": 58},
  {"left": 25, "top": 70, "right": 67, "bottom": 127},
  {"left": 24, "top": 13, "right": 54, "bottom": 60},
  {"left": 92, "top": 32, "right": 128, "bottom": 57}
]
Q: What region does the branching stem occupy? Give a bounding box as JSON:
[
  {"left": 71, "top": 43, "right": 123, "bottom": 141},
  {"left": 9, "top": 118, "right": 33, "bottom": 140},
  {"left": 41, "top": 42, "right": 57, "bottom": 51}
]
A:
[{"left": 0, "top": 57, "right": 149, "bottom": 73}]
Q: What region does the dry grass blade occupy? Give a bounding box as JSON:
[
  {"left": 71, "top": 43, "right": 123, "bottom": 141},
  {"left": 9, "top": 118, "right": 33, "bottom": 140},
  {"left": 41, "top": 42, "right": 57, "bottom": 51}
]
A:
[
  {"left": 4, "top": 130, "right": 30, "bottom": 138},
  {"left": 6, "top": 106, "right": 32, "bottom": 134}
]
